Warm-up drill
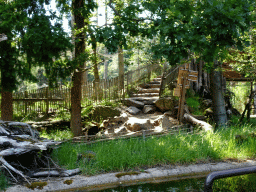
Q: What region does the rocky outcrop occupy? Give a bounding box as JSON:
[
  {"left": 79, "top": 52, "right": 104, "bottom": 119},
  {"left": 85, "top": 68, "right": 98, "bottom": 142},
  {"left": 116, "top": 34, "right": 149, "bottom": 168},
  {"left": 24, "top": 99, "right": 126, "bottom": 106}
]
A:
[
  {"left": 143, "top": 105, "right": 156, "bottom": 114},
  {"left": 125, "top": 118, "right": 154, "bottom": 132},
  {"left": 154, "top": 97, "right": 177, "bottom": 112},
  {"left": 126, "top": 106, "right": 141, "bottom": 115},
  {"left": 122, "top": 98, "right": 145, "bottom": 108},
  {"left": 89, "top": 106, "right": 121, "bottom": 122}
]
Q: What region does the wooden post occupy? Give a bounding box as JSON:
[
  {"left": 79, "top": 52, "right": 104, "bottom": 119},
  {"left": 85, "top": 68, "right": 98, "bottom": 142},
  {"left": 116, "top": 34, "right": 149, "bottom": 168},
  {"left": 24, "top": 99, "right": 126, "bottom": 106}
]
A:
[
  {"left": 45, "top": 88, "right": 49, "bottom": 115},
  {"left": 177, "top": 73, "right": 188, "bottom": 123},
  {"left": 24, "top": 91, "right": 28, "bottom": 115}
]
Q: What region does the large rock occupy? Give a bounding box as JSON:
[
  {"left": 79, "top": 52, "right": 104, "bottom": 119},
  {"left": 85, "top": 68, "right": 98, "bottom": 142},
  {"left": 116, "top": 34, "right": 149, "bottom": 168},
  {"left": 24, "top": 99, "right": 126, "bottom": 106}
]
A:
[
  {"left": 122, "top": 98, "right": 145, "bottom": 108},
  {"left": 143, "top": 105, "right": 156, "bottom": 114},
  {"left": 153, "top": 114, "right": 173, "bottom": 129},
  {"left": 101, "top": 113, "right": 129, "bottom": 128},
  {"left": 89, "top": 106, "right": 121, "bottom": 122},
  {"left": 125, "top": 118, "right": 154, "bottom": 132},
  {"left": 126, "top": 106, "right": 141, "bottom": 115},
  {"left": 154, "top": 97, "right": 177, "bottom": 112}
]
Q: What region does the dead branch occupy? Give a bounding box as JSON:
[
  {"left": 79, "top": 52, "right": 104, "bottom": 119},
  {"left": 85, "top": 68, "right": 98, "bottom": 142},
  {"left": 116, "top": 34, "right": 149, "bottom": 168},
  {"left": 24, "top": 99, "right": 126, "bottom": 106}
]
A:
[{"left": 184, "top": 113, "right": 214, "bottom": 132}]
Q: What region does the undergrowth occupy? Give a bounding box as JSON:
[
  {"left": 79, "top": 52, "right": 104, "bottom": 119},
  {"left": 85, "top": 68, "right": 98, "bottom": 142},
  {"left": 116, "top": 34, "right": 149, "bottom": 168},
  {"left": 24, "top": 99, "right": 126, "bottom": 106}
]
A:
[{"left": 51, "top": 120, "right": 256, "bottom": 176}]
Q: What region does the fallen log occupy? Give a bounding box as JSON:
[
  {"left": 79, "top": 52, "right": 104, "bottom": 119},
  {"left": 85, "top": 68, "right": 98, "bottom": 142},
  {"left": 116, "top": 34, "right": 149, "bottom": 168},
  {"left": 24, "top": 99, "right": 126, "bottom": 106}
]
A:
[
  {"left": 0, "top": 121, "right": 80, "bottom": 184},
  {"left": 183, "top": 113, "right": 214, "bottom": 132}
]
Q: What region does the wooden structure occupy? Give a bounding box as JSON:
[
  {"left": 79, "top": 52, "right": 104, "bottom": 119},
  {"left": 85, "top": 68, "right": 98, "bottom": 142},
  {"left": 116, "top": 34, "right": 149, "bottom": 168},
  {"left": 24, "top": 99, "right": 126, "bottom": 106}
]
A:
[
  {"left": 174, "top": 64, "right": 198, "bottom": 123},
  {"left": 11, "top": 64, "right": 161, "bottom": 115}
]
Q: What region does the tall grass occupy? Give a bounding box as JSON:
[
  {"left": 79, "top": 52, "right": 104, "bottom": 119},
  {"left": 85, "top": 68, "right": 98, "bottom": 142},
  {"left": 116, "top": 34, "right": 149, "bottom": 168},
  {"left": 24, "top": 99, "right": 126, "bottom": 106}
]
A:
[
  {"left": 51, "top": 122, "right": 256, "bottom": 176},
  {"left": 228, "top": 82, "right": 251, "bottom": 113}
]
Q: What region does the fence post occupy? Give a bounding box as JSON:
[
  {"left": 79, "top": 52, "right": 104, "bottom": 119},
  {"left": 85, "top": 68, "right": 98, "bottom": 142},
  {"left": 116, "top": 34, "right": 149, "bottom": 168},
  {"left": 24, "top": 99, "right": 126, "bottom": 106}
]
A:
[
  {"left": 45, "top": 88, "right": 49, "bottom": 115},
  {"left": 24, "top": 91, "right": 28, "bottom": 115}
]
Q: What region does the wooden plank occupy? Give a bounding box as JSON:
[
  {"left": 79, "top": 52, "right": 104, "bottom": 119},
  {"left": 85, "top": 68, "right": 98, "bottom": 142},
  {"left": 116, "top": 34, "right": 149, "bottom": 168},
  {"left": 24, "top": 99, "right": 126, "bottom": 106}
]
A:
[
  {"left": 173, "top": 88, "right": 181, "bottom": 97},
  {"left": 188, "top": 75, "right": 198, "bottom": 82},
  {"left": 188, "top": 70, "right": 198, "bottom": 76},
  {"left": 178, "top": 69, "right": 189, "bottom": 77}
]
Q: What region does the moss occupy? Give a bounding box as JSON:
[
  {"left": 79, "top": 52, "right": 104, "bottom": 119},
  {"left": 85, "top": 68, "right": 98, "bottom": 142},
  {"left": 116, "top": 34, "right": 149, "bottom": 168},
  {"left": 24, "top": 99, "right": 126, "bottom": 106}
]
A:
[
  {"left": 26, "top": 181, "right": 47, "bottom": 190},
  {"left": 63, "top": 179, "right": 73, "bottom": 185},
  {"left": 115, "top": 171, "right": 140, "bottom": 178}
]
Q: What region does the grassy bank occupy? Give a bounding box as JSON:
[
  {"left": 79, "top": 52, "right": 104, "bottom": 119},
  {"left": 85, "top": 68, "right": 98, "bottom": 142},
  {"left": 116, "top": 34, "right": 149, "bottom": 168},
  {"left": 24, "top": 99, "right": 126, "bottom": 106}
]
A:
[{"left": 51, "top": 120, "right": 256, "bottom": 176}]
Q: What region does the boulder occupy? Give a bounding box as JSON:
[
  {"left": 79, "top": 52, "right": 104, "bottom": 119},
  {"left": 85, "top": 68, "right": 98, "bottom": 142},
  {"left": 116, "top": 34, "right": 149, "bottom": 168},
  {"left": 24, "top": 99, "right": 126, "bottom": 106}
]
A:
[
  {"left": 102, "top": 113, "right": 129, "bottom": 128},
  {"left": 143, "top": 105, "right": 156, "bottom": 114},
  {"left": 125, "top": 118, "right": 154, "bottom": 132},
  {"left": 122, "top": 98, "right": 145, "bottom": 108},
  {"left": 89, "top": 106, "right": 121, "bottom": 122},
  {"left": 154, "top": 97, "right": 177, "bottom": 112},
  {"left": 126, "top": 106, "right": 141, "bottom": 115},
  {"left": 153, "top": 114, "right": 173, "bottom": 129}
]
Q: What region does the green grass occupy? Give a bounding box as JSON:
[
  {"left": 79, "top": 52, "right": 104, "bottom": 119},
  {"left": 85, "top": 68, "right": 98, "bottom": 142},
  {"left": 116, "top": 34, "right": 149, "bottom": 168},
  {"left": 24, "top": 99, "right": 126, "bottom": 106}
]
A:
[
  {"left": 40, "top": 129, "right": 73, "bottom": 141},
  {"left": 0, "top": 170, "right": 9, "bottom": 191},
  {"left": 51, "top": 121, "right": 256, "bottom": 176}
]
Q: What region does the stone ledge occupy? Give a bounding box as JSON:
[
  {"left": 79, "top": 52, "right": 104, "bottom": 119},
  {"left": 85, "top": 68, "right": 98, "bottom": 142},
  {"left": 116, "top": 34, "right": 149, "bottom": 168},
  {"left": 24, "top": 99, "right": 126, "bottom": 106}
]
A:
[{"left": 6, "top": 159, "right": 256, "bottom": 192}]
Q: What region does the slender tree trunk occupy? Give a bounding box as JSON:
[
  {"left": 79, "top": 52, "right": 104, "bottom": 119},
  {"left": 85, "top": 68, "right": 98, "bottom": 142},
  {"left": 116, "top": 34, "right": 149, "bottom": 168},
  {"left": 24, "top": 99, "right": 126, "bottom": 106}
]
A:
[
  {"left": 104, "top": 48, "right": 108, "bottom": 80},
  {"left": 1, "top": 91, "right": 13, "bottom": 121},
  {"left": 71, "top": 0, "right": 85, "bottom": 137},
  {"left": 118, "top": 45, "right": 124, "bottom": 90},
  {"left": 1, "top": 40, "right": 14, "bottom": 121},
  {"left": 104, "top": 0, "right": 108, "bottom": 80},
  {"left": 92, "top": 39, "right": 100, "bottom": 83},
  {"left": 210, "top": 60, "right": 227, "bottom": 127}
]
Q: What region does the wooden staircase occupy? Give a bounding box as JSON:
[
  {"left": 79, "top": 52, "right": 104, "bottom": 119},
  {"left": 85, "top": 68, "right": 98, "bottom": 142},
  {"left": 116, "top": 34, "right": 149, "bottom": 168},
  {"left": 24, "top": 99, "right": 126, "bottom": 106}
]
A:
[{"left": 131, "top": 77, "right": 161, "bottom": 99}]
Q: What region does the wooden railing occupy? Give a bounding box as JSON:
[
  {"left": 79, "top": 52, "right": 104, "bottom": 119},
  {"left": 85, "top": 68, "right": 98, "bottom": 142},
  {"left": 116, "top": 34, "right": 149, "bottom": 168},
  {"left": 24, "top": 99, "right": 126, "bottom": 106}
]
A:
[
  {"left": 159, "top": 65, "right": 179, "bottom": 97},
  {"left": 12, "top": 63, "right": 161, "bottom": 115}
]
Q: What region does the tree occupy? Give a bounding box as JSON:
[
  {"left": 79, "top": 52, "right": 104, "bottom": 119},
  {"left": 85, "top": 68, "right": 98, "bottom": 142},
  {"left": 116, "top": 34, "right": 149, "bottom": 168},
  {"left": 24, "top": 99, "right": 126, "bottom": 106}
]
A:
[
  {"left": 192, "top": 0, "right": 255, "bottom": 127},
  {"left": 57, "top": 0, "right": 97, "bottom": 136},
  {"left": 0, "top": 0, "right": 73, "bottom": 121}
]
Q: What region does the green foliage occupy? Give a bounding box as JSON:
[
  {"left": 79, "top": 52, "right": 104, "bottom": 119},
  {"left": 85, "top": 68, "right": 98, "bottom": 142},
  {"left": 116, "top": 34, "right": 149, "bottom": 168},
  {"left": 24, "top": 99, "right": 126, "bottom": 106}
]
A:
[
  {"left": 0, "top": 0, "right": 74, "bottom": 91},
  {"left": 228, "top": 82, "right": 251, "bottom": 113},
  {"left": 52, "top": 122, "right": 256, "bottom": 176},
  {"left": 213, "top": 174, "right": 256, "bottom": 192},
  {"left": 0, "top": 170, "right": 9, "bottom": 191},
  {"left": 40, "top": 129, "right": 73, "bottom": 141}
]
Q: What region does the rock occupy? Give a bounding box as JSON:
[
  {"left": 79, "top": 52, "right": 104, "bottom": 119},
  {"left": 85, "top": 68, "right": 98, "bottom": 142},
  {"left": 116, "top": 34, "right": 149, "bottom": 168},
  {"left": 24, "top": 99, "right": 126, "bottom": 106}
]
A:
[
  {"left": 125, "top": 118, "right": 154, "bottom": 132},
  {"left": 102, "top": 113, "right": 128, "bottom": 129},
  {"left": 154, "top": 97, "right": 177, "bottom": 112},
  {"left": 126, "top": 106, "right": 141, "bottom": 115},
  {"left": 164, "top": 111, "right": 173, "bottom": 116},
  {"left": 116, "top": 126, "right": 128, "bottom": 134},
  {"left": 153, "top": 115, "right": 172, "bottom": 129},
  {"left": 87, "top": 126, "right": 101, "bottom": 135},
  {"left": 122, "top": 98, "right": 145, "bottom": 108},
  {"left": 143, "top": 105, "right": 156, "bottom": 114},
  {"left": 202, "top": 99, "right": 212, "bottom": 108},
  {"left": 161, "top": 115, "right": 173, "bottom": 129},
  {"left": 89, "top": 106, "right": 121, "bottom": 122}
]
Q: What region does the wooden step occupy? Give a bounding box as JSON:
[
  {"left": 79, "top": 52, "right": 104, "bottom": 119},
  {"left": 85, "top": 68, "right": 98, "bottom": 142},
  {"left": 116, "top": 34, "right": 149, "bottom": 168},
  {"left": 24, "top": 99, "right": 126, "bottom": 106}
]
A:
[
  {"left": 153, "top": 78, "right": 162, "bottom": 82},
  {"left": 132, "top": 93, "right": 160, "bottom": 97},
  {"left": 138, "top": 88, "right": 160, "bottom": 94},
  {"left": 139, "top": 83, "right": 161, "bottom": 89},
  {"left": 148, "top": 81, "right": 161, "bottom": 85}
]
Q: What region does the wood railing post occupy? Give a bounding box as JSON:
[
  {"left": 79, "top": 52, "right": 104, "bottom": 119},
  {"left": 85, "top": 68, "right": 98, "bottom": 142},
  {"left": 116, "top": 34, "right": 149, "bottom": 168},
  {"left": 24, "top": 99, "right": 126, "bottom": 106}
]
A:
[
  {"left": 24, "top": 91, "right": 28, "bottom": 115},
  {"left": 45, "top": 88, "right": 49, "bottom": 115}
]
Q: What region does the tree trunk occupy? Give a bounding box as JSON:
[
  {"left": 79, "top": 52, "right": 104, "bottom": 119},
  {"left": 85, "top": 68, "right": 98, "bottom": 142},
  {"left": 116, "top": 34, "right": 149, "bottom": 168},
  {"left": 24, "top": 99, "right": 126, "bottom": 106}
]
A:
[
  {"left": 71, "top": 0, "right": 85, "bottom": 137},
  {"left": 210, "top": 60, "right": 227, "bottom": 127},
  {"left": 118, "top": 45, "right": 124, "bottom": 90},
  {"left": 104, "top": 48, "right": 108, "bottom": 80},
  {"left": 1, "top": 91, "right": 13, "bottom": 121}
]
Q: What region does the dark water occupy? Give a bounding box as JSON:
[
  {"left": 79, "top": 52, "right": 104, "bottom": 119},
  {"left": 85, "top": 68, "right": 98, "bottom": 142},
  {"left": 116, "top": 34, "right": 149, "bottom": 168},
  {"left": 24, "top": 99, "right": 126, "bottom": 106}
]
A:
[
  {"left": 74, "top": 174, "right": 256, "bottom": 192},
  {"left": 96, "top": 178, "right": 205, "bottom": 192}
]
